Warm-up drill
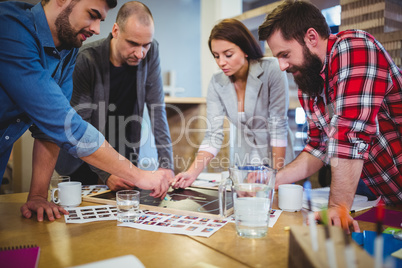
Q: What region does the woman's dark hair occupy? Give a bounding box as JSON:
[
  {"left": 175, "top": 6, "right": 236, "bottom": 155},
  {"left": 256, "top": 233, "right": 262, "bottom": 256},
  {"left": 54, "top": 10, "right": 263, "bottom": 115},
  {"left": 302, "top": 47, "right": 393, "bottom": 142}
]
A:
[
  {"left": 208, "top": 18, "right": 263, "bottom": 60},
  {"left": 258, "top": 0, "right": 330, "bottom": 45}
]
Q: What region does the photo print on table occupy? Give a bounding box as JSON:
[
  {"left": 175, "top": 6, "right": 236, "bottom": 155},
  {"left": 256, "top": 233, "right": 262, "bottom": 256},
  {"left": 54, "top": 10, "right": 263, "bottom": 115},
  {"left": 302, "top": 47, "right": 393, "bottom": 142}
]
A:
[{"left": 64, "top": 205, "right": 118, "bottom": 223}]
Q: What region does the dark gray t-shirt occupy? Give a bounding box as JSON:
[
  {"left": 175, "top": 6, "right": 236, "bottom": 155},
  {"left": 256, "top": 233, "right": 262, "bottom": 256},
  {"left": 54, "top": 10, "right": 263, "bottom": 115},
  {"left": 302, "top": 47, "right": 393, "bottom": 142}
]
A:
[{"left": 107, "top": 63, "right": 140, "bottom": 164}]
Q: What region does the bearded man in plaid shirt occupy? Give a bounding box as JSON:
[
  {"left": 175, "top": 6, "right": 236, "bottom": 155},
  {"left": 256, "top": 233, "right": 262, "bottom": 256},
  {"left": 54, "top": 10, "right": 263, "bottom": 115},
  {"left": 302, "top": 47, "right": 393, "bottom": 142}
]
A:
[{"left": 258, "top": 0, "right": 402, "bottom": 232}]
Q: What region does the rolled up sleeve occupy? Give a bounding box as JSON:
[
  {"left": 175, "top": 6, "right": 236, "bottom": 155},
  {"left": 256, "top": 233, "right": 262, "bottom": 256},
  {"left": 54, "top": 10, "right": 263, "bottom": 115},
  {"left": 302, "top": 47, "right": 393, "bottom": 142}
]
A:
[{"left": 0, "top": 13, "right": 103, "bottom": 159}]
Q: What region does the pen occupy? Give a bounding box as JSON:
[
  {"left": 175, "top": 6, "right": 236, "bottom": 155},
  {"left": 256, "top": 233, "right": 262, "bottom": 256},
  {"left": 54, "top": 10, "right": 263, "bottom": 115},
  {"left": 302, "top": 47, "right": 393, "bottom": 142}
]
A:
[
  {"left": 374, "top": 200, "right": 384, "bottom": 268},
  {"left": 343, "top": 230, "right": 357, "bottom": 268},
  {"left": 321, "top": 209, "right": 337, "bottom": 268},
  {"left": 236, "top": 164, "right": 270, "bottom": 170},
  {"left": 196, "top": 178, "right": 216, "bottom": 183},
  {"left": 304, "top": 180, "right": 318, "bottom": 251},
  {"left": 340, "top": 205, "right": 356, "bottom": 268}
]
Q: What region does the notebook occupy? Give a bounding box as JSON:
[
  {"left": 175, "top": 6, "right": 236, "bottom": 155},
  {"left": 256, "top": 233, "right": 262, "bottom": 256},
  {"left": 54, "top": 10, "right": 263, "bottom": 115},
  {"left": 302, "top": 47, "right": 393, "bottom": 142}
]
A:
[{"left": 0, "top": 245, "right": 40, "bottom": 268}]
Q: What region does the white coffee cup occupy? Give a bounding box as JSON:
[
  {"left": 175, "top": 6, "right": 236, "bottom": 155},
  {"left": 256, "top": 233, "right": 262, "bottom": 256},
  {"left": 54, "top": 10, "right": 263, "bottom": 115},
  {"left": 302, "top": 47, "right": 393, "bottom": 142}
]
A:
[
  {"left": 51, "top": 181, "right": 82, "bottom": 207},
  {"left": 278, "top": 184, "right": 303, "bottom": 212}
]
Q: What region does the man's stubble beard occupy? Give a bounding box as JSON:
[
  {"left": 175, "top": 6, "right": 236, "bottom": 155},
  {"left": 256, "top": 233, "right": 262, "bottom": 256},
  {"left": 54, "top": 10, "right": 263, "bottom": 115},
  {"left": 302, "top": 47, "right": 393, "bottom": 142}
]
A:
[
  {"left": 290, "top": 45, "right": 324, "bottom": 97},
  {"left": 55, "top": 1, "right": 82, "bottom": 49}
]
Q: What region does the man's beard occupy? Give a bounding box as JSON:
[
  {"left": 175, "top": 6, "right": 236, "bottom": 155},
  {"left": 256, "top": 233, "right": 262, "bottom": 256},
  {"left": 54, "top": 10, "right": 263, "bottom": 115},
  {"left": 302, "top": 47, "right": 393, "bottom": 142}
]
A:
[
  {"left": 288, "top": 45, "right": 324, "bottom": 97},
  {"left": 55, "top": 2, "right": 84, "bottom": 49}
]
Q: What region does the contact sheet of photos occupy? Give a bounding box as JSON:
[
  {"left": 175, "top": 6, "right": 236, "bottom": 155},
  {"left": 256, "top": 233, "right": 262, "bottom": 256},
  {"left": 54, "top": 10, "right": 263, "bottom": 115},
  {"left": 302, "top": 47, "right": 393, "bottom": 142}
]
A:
[
  {"left": 119, "top": 210, "right": 229, "bottom": 238},
  {"left": 64, "top": 206, "right": 281, "bottom": 237},
  {"left": 81, "top": 185, "right": 109, "bottom": 196},
  {"left": 65, "top": 205, "right": 118, "bottom": 223},
  {"left": 64, "top": 205, "right": 228, "bottom": 237},
  {"left": 226, "top": 209, "right": 283, "bottom": 228}
]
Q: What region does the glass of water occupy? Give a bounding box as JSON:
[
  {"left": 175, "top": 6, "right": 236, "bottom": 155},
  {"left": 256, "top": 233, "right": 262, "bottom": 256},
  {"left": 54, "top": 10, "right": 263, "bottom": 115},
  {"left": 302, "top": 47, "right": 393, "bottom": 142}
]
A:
[
  {"left": 233, "top": 183, "right": 273, "bottom": 238},
  {"left": 230, "top": 165, "right": 276, "bottom": 238},
  {"left": 116, "top": 190, "right": 140, "bottom": 223}
]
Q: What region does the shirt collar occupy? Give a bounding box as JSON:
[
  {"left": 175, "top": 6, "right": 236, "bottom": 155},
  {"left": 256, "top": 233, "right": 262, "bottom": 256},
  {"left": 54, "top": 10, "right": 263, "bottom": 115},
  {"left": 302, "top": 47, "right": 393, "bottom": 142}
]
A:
[
  {"left": 215, "top": 60, "right": 262, "bottom": 87},
  {"left": 320, "top": 34, "right": 337, "bottom": 79},
  {"left": 319, "top": 60, "right": 326, "bottom": 81},
  {"left": 32, "top": 3, "right": 55, "bottom": 49}
]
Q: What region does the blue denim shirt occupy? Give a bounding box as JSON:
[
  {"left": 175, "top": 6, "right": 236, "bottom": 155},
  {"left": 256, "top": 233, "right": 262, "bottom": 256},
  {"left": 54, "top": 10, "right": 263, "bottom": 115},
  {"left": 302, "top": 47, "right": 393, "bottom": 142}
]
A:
[{"left": 0, "top": 2, "right": 104, "bottom": 181}]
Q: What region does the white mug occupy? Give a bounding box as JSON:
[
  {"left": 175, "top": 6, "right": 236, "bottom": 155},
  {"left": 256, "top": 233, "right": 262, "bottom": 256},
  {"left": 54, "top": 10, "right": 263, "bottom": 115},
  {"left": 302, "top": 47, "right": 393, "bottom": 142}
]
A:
[
  {"left": 51, "top": 181, "right": 82, "bottom": 207},
  {"left": 278, "top": 184, "right": 303, "bottom": 212}
]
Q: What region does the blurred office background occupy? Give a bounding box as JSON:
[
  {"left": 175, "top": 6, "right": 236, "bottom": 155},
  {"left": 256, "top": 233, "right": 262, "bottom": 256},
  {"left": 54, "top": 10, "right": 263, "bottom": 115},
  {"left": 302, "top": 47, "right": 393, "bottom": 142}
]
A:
[{"left": 2, "top": 0, "right": 401, "bottom": 193}]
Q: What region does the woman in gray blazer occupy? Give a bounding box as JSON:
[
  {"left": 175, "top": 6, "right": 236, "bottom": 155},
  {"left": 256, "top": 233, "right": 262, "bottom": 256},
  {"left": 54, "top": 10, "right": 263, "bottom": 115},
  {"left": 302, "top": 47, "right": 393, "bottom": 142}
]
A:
[{"left": 173, "top": 19, "right": 294, "bottom": 188}]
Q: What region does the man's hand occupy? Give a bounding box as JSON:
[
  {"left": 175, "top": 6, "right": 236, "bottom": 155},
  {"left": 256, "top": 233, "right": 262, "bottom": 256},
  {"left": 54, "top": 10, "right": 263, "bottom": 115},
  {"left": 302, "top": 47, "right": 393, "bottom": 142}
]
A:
[
  {"left": 158, "top": 168, "right": 175, "bottom": 183},
  {"left": 315, "top": 206, "right": 360, "bottom": 234},
  {"left": 325, "top": 158, "right": 363, "bottom": 233},
  {"left": 23, "top": 139, "right": 67, "bottom": 222},
  {"left": 172, "top": 171, "right": 197, "bottom": 189},
  {"left": 107, "top": 168, "right": 174, "bottom": 192},
  {"left": 106, "top": 174, "right": 136, "bottom": 191},
  {"left": 20, "top": 195, "right": 68, "bottom": 222},
  {"left": 134, "top": 170, "right": 170, "bottom": 199}
]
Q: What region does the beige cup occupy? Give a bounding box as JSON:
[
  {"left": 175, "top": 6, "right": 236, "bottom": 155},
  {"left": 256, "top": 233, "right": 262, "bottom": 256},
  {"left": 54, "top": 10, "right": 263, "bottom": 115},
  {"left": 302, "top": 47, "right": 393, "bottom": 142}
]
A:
[{"left": 278, "top": 184, "right": 303, "bottom": 212}]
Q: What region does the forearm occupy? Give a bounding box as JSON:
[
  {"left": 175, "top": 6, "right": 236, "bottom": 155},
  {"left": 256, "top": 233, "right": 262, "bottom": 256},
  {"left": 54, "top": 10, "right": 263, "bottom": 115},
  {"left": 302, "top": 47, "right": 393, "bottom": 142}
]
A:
[
  {"left": 80, "top": 140, "right": 142, "bottom": 184},
  {"left": 276, "top": 151, "right": 324, "bottom": 187},
  {"left": 272, "top": 146, "right": 286, "bottom": 170},
  {"left": 186, "top": 151, "right": 215, "bottom": 176},
  {"left": 328, "top": 158, "right": 363, "bottom": 210},
  {"left": 28, "top": 139, "right": 60, "bottom": 199},
  {"left": 172, "top": 150, "right": 214, "bottom": 188}
]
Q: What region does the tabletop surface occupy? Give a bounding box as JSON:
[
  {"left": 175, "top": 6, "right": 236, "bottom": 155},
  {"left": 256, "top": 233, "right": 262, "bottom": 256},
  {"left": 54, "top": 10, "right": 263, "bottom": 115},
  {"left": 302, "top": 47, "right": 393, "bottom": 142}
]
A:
[{"left": 0, "top": 192, "right": 393, "bottom": 268}]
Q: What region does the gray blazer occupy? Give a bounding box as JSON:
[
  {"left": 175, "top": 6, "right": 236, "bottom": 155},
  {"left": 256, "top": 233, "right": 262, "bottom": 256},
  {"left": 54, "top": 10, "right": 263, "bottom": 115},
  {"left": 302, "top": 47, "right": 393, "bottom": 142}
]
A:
[
  {"left": 56, "top": 34, "right": 173, "bottom": 182},
  {"left": 201, "top": 57, "right": 295, "bottom": 166}
]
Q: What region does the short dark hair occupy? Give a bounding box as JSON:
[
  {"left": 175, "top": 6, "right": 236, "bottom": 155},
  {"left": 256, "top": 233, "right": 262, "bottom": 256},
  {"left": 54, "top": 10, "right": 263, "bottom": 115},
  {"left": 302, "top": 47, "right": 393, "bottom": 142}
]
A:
[
  {"left": 208, "top": 18, "right": 263, "bottom": 60},
  {"left": 116, "top": 1, "right": 153, "bottom": 32},
  {"left": 258, "top": 0, "right": 330, "bottom": 45},
  {"left": 41, "top": 0, "right": 117, "bottom": 9}
]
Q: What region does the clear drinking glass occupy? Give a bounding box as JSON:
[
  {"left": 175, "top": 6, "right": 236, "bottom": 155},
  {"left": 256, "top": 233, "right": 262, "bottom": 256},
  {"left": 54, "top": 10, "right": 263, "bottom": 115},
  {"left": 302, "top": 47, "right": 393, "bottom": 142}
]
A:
[
  {"left": 233, "top": 183, "right": 273, "bottom": 238},
  {"left": 116, "top": 190, "right": 140, "bottom": 223},
  {"left": 229, "top": 165, "right": 276, "bottom": 238}
]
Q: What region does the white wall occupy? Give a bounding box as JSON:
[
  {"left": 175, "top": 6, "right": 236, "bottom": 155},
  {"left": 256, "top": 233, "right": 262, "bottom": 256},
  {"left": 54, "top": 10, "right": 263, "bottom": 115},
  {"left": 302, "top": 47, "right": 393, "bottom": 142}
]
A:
[
  {"left": 90, "top": 0, "right": 202, "bottom": 97},
  {"left": 200, "top": 0, "right": 242, "bottom": 97},
  {"left": 140, "top": 0, "right": 242, "bottom": 168}
]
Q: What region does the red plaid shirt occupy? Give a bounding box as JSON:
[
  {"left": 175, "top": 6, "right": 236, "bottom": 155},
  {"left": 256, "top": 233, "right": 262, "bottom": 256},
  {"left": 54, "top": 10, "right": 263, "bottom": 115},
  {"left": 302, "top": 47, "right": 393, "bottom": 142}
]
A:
[{"left": 300, "top": 30, "right": 402, "bottom": 205}]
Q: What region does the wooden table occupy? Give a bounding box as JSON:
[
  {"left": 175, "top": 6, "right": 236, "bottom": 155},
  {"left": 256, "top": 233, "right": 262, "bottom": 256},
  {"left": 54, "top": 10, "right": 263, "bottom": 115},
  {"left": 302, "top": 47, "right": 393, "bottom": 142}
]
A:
[
  {"left": 0, "top": 192, "right": 396, "bottom": 268},
  {"left": 191, "top": 205, "right": 303, "bottom": 267},
  {"left": 0, "top": 192, "right": 301, "bottom": 268}
]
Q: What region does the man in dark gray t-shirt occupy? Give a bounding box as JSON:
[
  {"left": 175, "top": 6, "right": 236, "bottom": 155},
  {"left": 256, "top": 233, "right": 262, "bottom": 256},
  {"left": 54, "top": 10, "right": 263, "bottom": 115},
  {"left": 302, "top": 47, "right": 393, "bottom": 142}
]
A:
[{"left": 56, "top": 1, "right": 174, "bottom": 191}]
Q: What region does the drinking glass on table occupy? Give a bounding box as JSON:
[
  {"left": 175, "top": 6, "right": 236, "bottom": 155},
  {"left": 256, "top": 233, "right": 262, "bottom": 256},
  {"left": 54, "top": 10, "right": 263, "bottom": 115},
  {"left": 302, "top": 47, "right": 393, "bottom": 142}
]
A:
[
  {"left": 116, "top": 190, "right": 140, "bottom": 223},
  {"left": 229, "top": 165, "right": 276, "bottom": 238}
]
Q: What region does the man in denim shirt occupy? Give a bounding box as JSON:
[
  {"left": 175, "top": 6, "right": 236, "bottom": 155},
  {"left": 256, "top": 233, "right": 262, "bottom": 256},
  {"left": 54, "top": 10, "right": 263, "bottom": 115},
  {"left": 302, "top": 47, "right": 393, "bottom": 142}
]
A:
[{"left": 0, "top": 0, "right": 171, "bottom": 222}]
